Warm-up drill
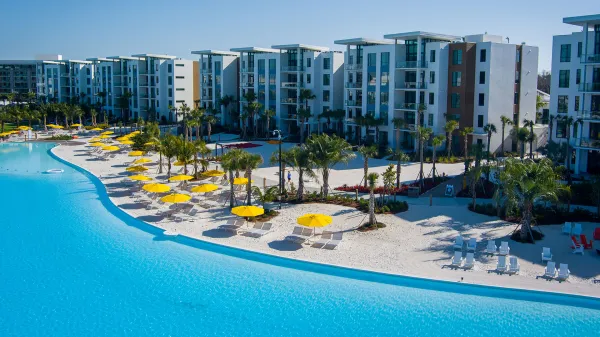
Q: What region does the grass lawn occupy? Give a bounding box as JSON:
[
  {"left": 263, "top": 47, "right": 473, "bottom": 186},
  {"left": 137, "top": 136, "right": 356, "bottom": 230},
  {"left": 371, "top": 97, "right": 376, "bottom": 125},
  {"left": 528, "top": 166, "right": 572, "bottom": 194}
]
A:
[{"left": 1, "top": 123, "right": 16, "bottom": 132}]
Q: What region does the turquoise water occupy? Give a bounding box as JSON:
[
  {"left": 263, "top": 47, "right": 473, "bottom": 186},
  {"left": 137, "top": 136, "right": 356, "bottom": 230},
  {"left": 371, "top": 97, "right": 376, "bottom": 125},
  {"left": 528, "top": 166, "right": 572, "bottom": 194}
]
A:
[{"left": 1, "top": 142, "right": 599, "bottom": 336}]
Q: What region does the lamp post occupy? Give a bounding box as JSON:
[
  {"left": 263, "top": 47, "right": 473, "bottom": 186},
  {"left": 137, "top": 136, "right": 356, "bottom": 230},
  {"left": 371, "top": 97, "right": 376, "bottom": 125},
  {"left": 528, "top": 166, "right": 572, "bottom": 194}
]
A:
[{"left": 273, "top": 130, "right": 283, "bottom": 195}]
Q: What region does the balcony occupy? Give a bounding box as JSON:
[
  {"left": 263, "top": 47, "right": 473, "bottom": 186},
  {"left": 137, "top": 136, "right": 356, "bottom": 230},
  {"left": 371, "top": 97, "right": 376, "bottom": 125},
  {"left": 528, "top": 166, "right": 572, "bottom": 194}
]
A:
[
  {"left": 576, "top": 138, "right": 600, "bottom": 149},
  {"left": 201, "top": 68, "right": 211, "bottom": 74},
  {"left": 281, "top": 82, "right": 304, "bottom": 88},
  {"left": 581, "top": 54, "right": 600, "bottom": 64},
  {"left": 345, "top": 100, "right": 362, "bottom": 107},
  {"left": 577, "top": 110, "right": 600, "bottom": 120},
  {"left": 395, "top": 61, "right": 428, "bottom": 69},
  {"left": 395, "top": 82, "right": 427, "bottom": 90},
  {"left": 281, "top": 65, "right": 304, "bottom": 72},
  {"left": 579, "top": 83, "right": 600, "bottom": 92},
  {"left": 394, "top": 103, "right": 418, "bottom": 110},
  {"left": 346, "top": 82, "right": 362, "bottom": 89},
  {"left": 203, "top": 81, "right": 213, "bottom": 87},
  {"left": 345, "top": 64, "right": 363, "bottom": 71},
  {"left": 241, "top": 82, "right": 255, "bottom": 88},
  {"left": 281, "top": 98, "right": 298, "bottom": 104},
  {"left": 139, "top": 71, "right": 148, "bottom": 75},
  {"left": 394, "top": 124, "right": 416, "bottom": 132},
  {"left": 240, "top": 67, "right": 252, "bottom": 73},
  {"left": 201, "top": 95, "right": 213, "bottom": 101}
]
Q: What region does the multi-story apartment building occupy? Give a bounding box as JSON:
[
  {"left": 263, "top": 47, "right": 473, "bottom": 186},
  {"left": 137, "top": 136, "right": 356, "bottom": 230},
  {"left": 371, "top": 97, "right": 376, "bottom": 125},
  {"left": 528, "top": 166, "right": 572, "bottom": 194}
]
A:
[
  {"left": 42, "top": 60, "right": 92, "bottom": 104},
  {"left": 550, "top": 14, "right": 600, "bottom": 174},
  {"left": 0, "top": 61, "right": 41, "bottom": 98},
  {"left": 337, "top": 32, "right": 538, "bottom": 154}
]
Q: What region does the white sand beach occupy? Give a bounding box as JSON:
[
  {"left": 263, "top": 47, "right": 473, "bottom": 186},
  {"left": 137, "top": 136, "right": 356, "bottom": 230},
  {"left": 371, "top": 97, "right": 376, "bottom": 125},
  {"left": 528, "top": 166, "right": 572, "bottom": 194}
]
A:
[{"left": 45, "top": 134, "right": 600, "bottom": 298}]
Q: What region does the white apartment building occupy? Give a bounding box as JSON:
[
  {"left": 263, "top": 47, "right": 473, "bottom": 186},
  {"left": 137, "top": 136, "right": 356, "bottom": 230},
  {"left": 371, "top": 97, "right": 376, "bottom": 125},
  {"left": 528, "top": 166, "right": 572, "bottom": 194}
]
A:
[
  {"left": 0, "top": 60, "right": 44, "bottom": 98},
  {"left": 42, "top": 60, "right": 92, "bottom": 104},
  {"left": 550, "top": 14, "right": 600, "bottom": 174},
  {"left": 336, "top": 32, "right": 539, "bottom": 155},
  {"left": 191, "top": 50, "right": 238, "bottom": 126}
]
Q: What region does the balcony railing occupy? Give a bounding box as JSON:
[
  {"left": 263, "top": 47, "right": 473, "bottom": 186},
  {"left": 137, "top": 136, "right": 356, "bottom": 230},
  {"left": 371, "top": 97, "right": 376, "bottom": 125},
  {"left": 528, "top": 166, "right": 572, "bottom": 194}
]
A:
[
  {"left": 577, "top": 138, "right": 600, "bottom": 149},
  {"left": 579, "top": 83, "right": 600, "bottom": 92},
  {"left": 577, "top": 110, "right": 600, "bottom": 120},
  {"left": 395, "top": 82, "right": 428, "bottom": 90},
  {"left": 201, "top": 96, "right": 213, "bottom": 100},
  {"left": 345, "top": 64, "right": 363, "bottom": 71},
  {"left": 394, "top": 124, "right": 416, "bottom": 131},
  {"left": 241, "top": 82, "right": 254, "bottom": 87},
  {"left": 345, "top": 100, "right": 362, "bottom": 107},
  {"left": 581, "top": 54, "right": 600, "bottom": 64},
  {"left": 395, "top": 61, "right": 428, "bottom": 69},
  {"left": 281, "top": 82, "right": 304, "bottom": 88},
  {"left": 281, "top": 98, "right": 298, "bottom": 104},
  {"left": 281, "top": 65, "right": 304, "bottom": 72},
  {"left": 201, "top": 68, "right": 211, "bottom": 74},
  {"left": 203, "top": 81, "right": 213, "bottom": 87},
  {"left": 394, "top": 103, "right": 418, "bottom": 110},
  {"left": 346, "top": 82, "right": 362, "bottom": 89},
  {"left": 240, "top": 67, "right": 251, "bottom": 73}
]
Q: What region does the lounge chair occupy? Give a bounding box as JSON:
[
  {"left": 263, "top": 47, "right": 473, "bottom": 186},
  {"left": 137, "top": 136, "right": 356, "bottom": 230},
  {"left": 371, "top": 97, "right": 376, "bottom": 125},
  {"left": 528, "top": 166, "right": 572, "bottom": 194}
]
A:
[
  {"left": 499, "top": 241, "right": 510, "bottom": 255},
  {"left": 545, "top": 261, "right": 557, "bottom": 278},
  {"left": 580, "top": 234, "right": 593, "bottom": 249},
  {"left": 562, "top": 222, "right": 572, "bottom": 235},
  {"left": 463, "top": 252, "right": 475, "bottom": 269},
  {"left": 541, "top": 247, "right": 553, "bottom": 262},
  {"left": 466, "top": 238, "right": 477, "bottom": 252},
  {"left": 247, "top": 222, "right": 273, "bottom": 237},
  {"left": 485, "top": 240, "right": 497, "bottom": 254},
  {"left": 285, "top": 226, "right": 313, "bottom": 243},
  {"left": 509, "top": 256, "right": 520, "bottom": 274},
  {"left": 218, "top": 219, "right": 245, "bottom": 233},
  {"left": 451, "top": 251, "right": 463, "bottom": 267},
  {"left": 557, "top": 263, "right": 570, "bottom": 280},
  {"left": 313, "top": 231, "right": 332, "bottom": 248},
  {"left": 453, "top": 236, "right": 464, "bottom": 250},
  {"left": 324, "top": 232, "right": 343, "bottom": 250},
  {"left": 496, "top": 255, "right": 508, "bottom": 272},
  {"left": 573, "top": 242, "right": 584, "bottom": 255},
  {"left": 572, "top": 223, "right": 582, "bottom": 236},
  {"left": 594, "top": 227, "right": 600, "bottom": 241}
]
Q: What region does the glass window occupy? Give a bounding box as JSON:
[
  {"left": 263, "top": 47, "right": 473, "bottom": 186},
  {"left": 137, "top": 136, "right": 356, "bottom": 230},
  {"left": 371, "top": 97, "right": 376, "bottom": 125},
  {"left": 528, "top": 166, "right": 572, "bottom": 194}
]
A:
[
  {"left": 323, "top": 74, "right": 330, "bottom": 86},
  {"left": 558, "top": 70, "right": 570, "bottom": 88},
  {"left": 368, "top": 72, "right": 376, "bottom": 86},
  {"left": 381, "top": 52, "right": 390, "bottom": 68},
  {"left": 430, "top": 50, "right": 435, "bottom": 63},
  {"left": 168, "top": 76, "right": 172, "bottom": 85},
  {"left": 168, "top": 64, "right": 172, "bottom": 73},
  {"left": 269, "top": 59, "right": 276, "bottom": 72},
  {"left": 307, "top": 74, "right": 311, "bottom": 84},
  {"left": 516, "top": 49, "right": 521, "bottom": 62},
  {"left": 575, "top": 96, "right": 580, "bottom": 111},
  {"left": 428, "top": 92, "right": 434, "bottom": 105},
  {"left": 576, "top": 69, "right": 581, "bottom": 84},
  {"left": 323, "top": 58, "right": 331, "bottom": 70},
  {"left": 168, "top": 88, "right": 172, "bottom": 97},
  {"left": 451, "top": 93, "right": 460, "bottom": 108},
  {"left": 478, "top": 93, "right": 485, "bottom": 106},
  {"left": 557, "top": 95, "right": 568, "bottom": 113},
  {"left": 306, "top": 58, "right": 311, "bottom": 68},
  {"left": 368, "top": 53, "right": 376, "bottom": 67},
  {"left": 430, "top": 71, "right": 435, "bottom": 84},
  {"left": 380, "top": 72, "right": 389, "bottom": 86},
  {"left": 560, "top": 44, "right": 571, "bottom": 62},
  {"left": 258, "top": 60, "right": 265, "bottom": 71},
  {"left": 480, "top": 49, "right": 487, "bottom": 62},
  {"left": 514, "top": 92, "right": 519, "bottom": 104},
  {"left": 556, "top": 121, "right": 567, "bottom": 138},
  {"left": 452, "top": 72, "right": 462, "bottom": 87},
  {"left": 367, "top": 91, "right": 376, "bottom": 104},
  {"left": 577, "top": 42, "right": 582, "bottom": 57},
  {"left": 428, "top": 113, "right": 433, "bottom": 126},
  {"left": 477, "top": 115, "right": 484, "bottom": 127},
  {"left": 349, "top": 55, "right": 354, "bottom": 65},
  {"left": 479, "top": 71, "right": 485, "bottom": 84},
  {"left": 380, "top": 91, "right": 388, "bottom": 105},
  {"left": 515, "top": 70, "right": 520, "bottom": 83},
  {"left": 452, "top": 50, "right": 463, "bottom": 65}
]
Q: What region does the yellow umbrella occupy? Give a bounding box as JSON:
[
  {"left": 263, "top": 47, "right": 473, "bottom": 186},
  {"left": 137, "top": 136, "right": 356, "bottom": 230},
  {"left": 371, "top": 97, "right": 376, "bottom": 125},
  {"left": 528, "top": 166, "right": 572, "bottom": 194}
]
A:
[
  {"left": 231, "top": 206, "right": 264, "bottom": 217},
  {"left": 128, "top": 151, "right": 145, "bottom": 157},
  {"left": 203, "top": 170, "right": 225, "bottom": 177},
  {"left": 233, "top": 177, "right": 253, "bottom": 185},
  {"left": 89, "top": 138, "right": 101, "bottom": 142},
  {"left": 102, "top": 145, "right": 120, "bottom": 151},
  {"left": 143, "top": 183, "right": 171, "bottom": 193},
  {"left": 88, "top": 142, "right": 105, "bottom": 147},
  {"left": 190, "top": 184, "right": 219, "bottom": 193},
  {"left": 144, "top": 141, "right": 156, "bottom": 146},
  {"left": 129, "top": 175, "right": 152, "bottom": 182},
  {"left": 71, "top": 123, "right": 82, "bottom": 127},
  {"left": 90, "top": 127, "right": 103, "bottom": 131},
  {"left": 169, "top": 175, "right": 194, "bottom": 182},
  {"left": 133, "top": 158, "right": 152, "bottom": 165},
  {"left": 50, "top": 125, "right": 64, "bottom": 129},
  {"left": 131, "top": 131, "right": 141, "bottom": 134},
  {"left": 297, "top": 214, "right": 333, "bottom": 228},
  {"left": 160, "top": 193, "right": 191, "bottom": 203},
  {"left": 173, "top": 160, "right": 185, "bottom": 167},
  {"left": 99, "top": 135, "right": 111, "bottom": 139},
  {"left": 101, "top": 131, "right": 114, "bottom": 135},
  {"left": 18, "top": 126, "right": 30, "bottom": 131},
  {"left": 126, "top": 165, "right": 148, "bottom": 172}
]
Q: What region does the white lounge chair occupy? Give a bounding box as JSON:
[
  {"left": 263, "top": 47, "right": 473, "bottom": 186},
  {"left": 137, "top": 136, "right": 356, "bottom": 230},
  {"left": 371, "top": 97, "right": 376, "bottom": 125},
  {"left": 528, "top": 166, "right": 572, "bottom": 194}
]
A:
[
  {"left": 562, "top": 222, "right": 572, "bottom": 235},
  {"left": 313, "top": 231, "right": 332, "bottom": 248},
  {"left": 466, "top": 238, "right": 477, "bottom": 252},
  {"left": 218, "top": 219, "right": 245, "bottom": 233},
  {"left": 324, "top": 232, "right": 343, "bottom": 250},
  {"left": 453, "top": 236, "right": 464, "bottom": 250},
  {"left": 572, "top": 223, "right": 582, "bottom": 236},
  {"left": 463, "top": 252, "right": 475, "bottom": 269},
  {"left": 499, "top": 241, "right": 510, "bottom": 255},
  {"left": 541, "top": 247, "right": 553, "bottom": 262},
  {"left": 485, "top": 240, "right": 497, "bottom": 254},
  {"left": 557, "top": 263, "right": 570, "bottom": 280},
  {"left": 545, "top": 261, "right": 557, "bottom": 278},
  {"left": 285, "top": 226, "right": 313, "bottom": 243},
  {"left": 573, "top": 243, "right": 584, "bottom": 255},
  {"left": 451, "top": 251, "right": 463, "bottom": 267},
  {"left": 509, "top": 256, "right": 520, "bottom": 274},
  {"left": 247, "top": 222, "right": 273, "bottom": 237},
  {"left": 496, "top": 255, "right": 508, "bottom": 272}
]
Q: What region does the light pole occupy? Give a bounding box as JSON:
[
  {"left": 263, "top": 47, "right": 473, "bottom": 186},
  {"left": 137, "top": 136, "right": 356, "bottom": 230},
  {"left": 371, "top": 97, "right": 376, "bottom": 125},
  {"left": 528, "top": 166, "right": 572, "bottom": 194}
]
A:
[{"left": 273, "top": 130, "right": 283, "bottom": 195}]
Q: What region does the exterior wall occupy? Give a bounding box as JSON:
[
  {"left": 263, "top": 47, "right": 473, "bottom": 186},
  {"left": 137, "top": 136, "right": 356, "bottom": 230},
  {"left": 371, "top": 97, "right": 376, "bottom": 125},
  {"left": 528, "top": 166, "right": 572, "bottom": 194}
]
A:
[{"left": 0, "top": 62, "right": 39, "bottom": 97}]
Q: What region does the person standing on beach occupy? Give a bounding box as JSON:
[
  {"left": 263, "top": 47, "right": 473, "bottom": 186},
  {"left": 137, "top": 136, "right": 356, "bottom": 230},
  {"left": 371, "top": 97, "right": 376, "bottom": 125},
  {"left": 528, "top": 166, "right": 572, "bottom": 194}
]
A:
[{"left": 287, "top": 171, "right": 291, "bottom": 184}]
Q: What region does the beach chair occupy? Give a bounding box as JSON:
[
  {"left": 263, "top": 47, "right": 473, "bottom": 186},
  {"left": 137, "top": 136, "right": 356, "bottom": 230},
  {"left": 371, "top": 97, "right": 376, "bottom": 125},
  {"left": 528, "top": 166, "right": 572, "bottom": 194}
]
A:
[
  {"left": 453, "top": 236, "right": 464, "bottom": 250},
  {"left": 218, "top": 219, "right": 245, "bottom": 233},
  {"left": 313, "top": 231, "right": 332, "bottom": 248},
  {"left": 541, "top": 247, "right": 553, "bottom": 262},
  {"left": 499, "top": 241, "right": 510, "bottom": 255},
  {"left": 594, "top": 227, "right": 600, "bottom": 241},
  {"left": 466, "top": 238, "right": 477, "bottom": 252},
  {"left": 580, "top": 234, "right": 593, "bottom": 249},
  {"left": 496, "top": 255, "right": 508, "bottom": 273},
  {"left": 485, "top": 240, "right": 497, "bottom": 254},
  {"left": 463, "top": 252, "right": 475, "bottom": 269},
  {"left": 562, "top": 222, "right": 572, "bottom": 235},
  {"left": 285, "top": 226, "right": 312, "bottom": 243},
  {"left": 572, "top": 242, "right": 584, "bottom": 255},
  {"left": 572, "top": 223, "right": 582, "bottom": 236},
  {"left": 247, "top": 222, "right": 273, "bottom": 238},
  {"left": 545, "top": 261, "right": 557, "bottom": 278},
  {"left": 324, "top": 232, "right": 343, "bottom": 250},
  {"left": 451, "top": 251, "right": 463, "bottom": 267},
  {"left": 509, "top": 256, "right": 520, "bottom": 274},
  {"left": 557, "top": 264, "right": 570, "bottom": 280}
]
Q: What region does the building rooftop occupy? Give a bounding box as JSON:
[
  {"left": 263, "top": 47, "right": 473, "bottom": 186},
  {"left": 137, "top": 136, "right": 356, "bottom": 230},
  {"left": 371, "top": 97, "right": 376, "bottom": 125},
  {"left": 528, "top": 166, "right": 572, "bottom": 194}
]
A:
[
  {"left": 0, "top": 60, "right": 42, "bottom": 65},
  {"left": 86, "top": 57, "right": 116, "bottom": 62},
  {"left": 563, "top": 14, "right": 600, "bottom": 27},
  {"left": 67, "top": 60, "right": 92, "bottom": 64},
  {"left": 132, "top": 54, "right": 177, "bottom": 59},
  {"left": 383, "top": 31, "right": 460, "bottom": 42},
  {"left": 191, "top": 50, "right": 239, "bottom": 57},
  {"left": 107, "top": 56, "right": 143, "bottom": 61},
  {"left": 230, "top": 47, "right": 279, "bottom": 54},
  {"left": 334, "top": 38, "right": 392, "bottom": 46},
  {"left": 271, "top": 44, "right": 329, "bottom": 52}
]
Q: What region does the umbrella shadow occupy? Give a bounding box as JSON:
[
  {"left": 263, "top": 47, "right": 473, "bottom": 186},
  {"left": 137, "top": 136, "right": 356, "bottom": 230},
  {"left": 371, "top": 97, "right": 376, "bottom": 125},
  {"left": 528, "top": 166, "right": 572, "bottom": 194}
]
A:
[
  {"left": 202, "top": 228, "right": 236, "bottom": 239},
  {"left": 118, "top": 203, "right": 148, "bottom": 210},
  {"left": 137, "top": 215, "right": 165, "bottom": 223},
  {"left": 268, "top": 240, "right": 303, "bottom": 251}
]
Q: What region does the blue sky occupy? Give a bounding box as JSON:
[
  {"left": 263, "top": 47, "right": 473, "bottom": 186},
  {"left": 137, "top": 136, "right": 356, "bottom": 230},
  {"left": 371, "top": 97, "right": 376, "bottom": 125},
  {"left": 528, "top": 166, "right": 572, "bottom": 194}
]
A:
[{"left": 1, "top": 0, "right": 597, "bottom": 71}]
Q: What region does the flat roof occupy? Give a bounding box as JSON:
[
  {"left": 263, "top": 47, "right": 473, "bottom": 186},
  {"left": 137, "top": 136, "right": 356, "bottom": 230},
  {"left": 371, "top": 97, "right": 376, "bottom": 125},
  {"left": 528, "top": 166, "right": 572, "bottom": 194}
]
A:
[
  {"left": 86, "top": 57, "right": 115, "bottom": 62},
  {"left": 271, "top": 44, "right": 329, "bottom": 52},
  {"left": 563, "top": 14, "right": 600, "bottom": 27},
  {"left": 107, "top": 56, "right": 142, "bottom": 61},
  {"left": 0, "top": 60, "right": 41, "bottom": 65},
  {"left": 67, "top": 59, "right": 92, "bottom": 64},
  {"left": 132, "top": 54, "right": 177, "bottom": 59},
  {"left": 383, "top": 31, "right": 460, "bottom": 42},
  {"left": 191, "top": 50, "right": 239, "bottom": 57},
  {"left": 230, "top": 47, "right": 279, "bottom": 54},
  {"left": 334, "top": 38, "right": 392, "bottom": 46}
]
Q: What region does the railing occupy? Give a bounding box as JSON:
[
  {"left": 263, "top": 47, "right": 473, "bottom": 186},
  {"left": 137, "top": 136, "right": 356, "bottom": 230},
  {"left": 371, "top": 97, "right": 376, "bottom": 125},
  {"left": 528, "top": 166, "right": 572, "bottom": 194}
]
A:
[
  {"left": 345, "top": 64, "right": 363, "bottom": 71},
  {"left": 579, "top": 83, "right": 600, "bottom": 92},
  {"left": 201, "top": 68, "right": 211, "bottom": 74},
  {"left": 395, "top": 82, "right": 427, "bottom": 89},
  {"left": 577, "top": 110, "right": 600, "bottom": 120},
  {"left": 581, "top": 54, "right": 600, "bottom": 64},
  {"left": 281, "top": 82, "right": 304, "bottom": 88},
  {"left": 577, "top": 138, "right": 600, "bottom": 149},
  {"left": 201, "top": 96, "right": 213, "bottom": 100},
  {"left": 240, "top": 68, "right": 251, "bottom": 73},
  {"left": 241, "top": 82, "right": 254, "bottom": 87},
  {"left": 394, "top": 124, "right": 416, "bottom": 131},
  {"left": 395, "top": 61, "right": 428, "bottom": 69},
  {"left": 281, "top": 98, "right": 298, "bottom": 104},
  {"left": 394, "top": 103, "right": 418, "bottom": 110},
  {"left": 346, "top": 82, "right": 362, "bottom": 89},
  {"left": 281, "top": 65, "right": 305, "bottom": 72},
  {"left": 345, "top": 100, "right": 362, "bottom": 107}
]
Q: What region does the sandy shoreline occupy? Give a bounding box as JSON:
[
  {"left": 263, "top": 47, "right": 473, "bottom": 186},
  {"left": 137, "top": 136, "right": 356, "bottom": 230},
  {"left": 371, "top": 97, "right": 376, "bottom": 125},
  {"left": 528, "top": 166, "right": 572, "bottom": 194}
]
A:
[{"left": 46, "top": 136, "right": 600, "bottom": 299}]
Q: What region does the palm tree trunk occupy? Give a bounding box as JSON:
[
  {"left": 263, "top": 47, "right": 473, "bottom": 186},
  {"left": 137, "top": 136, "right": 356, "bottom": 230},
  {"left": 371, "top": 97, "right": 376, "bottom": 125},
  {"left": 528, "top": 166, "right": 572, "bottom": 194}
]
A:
[
  {"left": 363, "top": 158, "right": 368, "bottom": 188},
  {"left": 297, "top": 170, "right": 304, "bottom": 201},
  {"left": 486, "top": 136, "right": 491, "bottom": 161},
  {"left": 322, "top": 170, "right": 329, "bottom": 198},
  {"left": 447, "top": 133, "right": 451, "bottom": 157},
  {"left": 501, "top": 126, "right": 505, "bottom": 156},
  {"left": 193, "top": 153, "right": 198, "bottom": 178},
  {"left": 432, "top": 148, "right": 437, "bottom": 182},
  {"left": 396, "top": 157, "right": 401, "bottom": 188},
  {"left": 229, "top": 170, "right": 235, "bottom": 208},
  {"left": 246, "top": 169, "right": 252, "bottom": 205},
  {"left": 158, "top": 152, "right": 163, "bottom": 174},
  {"left": 300, "top": 121, "right": 305, "bottom": 144},
  {"left": 419, "top": 141, "right": 425, "bottom": 190},
  {"left": 369, "top": 190, "right": 376, "bottom": 225},
  {"left": 207, "top": 123, "right": 212, "bottom": 143}
]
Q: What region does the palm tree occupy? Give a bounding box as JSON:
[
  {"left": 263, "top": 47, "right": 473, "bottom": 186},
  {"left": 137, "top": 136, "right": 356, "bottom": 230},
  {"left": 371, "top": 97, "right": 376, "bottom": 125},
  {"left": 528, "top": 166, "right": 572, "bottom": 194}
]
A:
[
  {"left": 392, "top": 117, "right": 406, "bottom": 152},
  {"left": 431, "top": 134, "right": 445, "bottom": 181},
  {"left": 239, "top": 152, "right": 263, "bottom": 205},
  {"left": 444, "top": 120, "right": 459, "bottom": 157},
  {"left": 287, "top": 146, "right": 316, "bottom": 201},
  {"left": 221, "top": 149, "right": 245, "bottom": 208},
  {"left": 305, "top": 134, "right": 355, "bottom": 197},
  {"left": 393, "top": 149, "right": 410, "bottom": 189},
  {"left": 516, "top": 127, "right": 530, "bottom": 160},
  {"left": 468, "top": 165, "right": 484, "bottom": 210},
  {"left": 523, "top": 119, "right": 535, "bottom": 159},
  {"left": 263, "top": 109, "right": 276, "bottom": 137},
  {"left": 161, "top": 134, "right": 179, "bottom": 177},
  {"left": 367, "top": 172, "right": 379, "bottom": 227},
  {"left": 297, "top": 107, "right": 312, "bottom": 144},
  {"left": 483, "top": 123, "right": 497, "bottom": 160},
  {"left": 177, "top": 103, "right": 191, "bottom": 141},
  {"left": 189, "top": 107, "right": 205, "bottom": 140},
  {"left": 73, "top": 106, "right": 84, "bottom": 127},
  {"left": 97, "top": 91, "right": 107, "bottom": 118},
  {"left": 240, "top": 112, "right": 249, "bottom": 140},
  {"left": 217, "top": 94, "right": 234, "bottom": 127},
  {"left": 500, "top": 115, "right": 513, "bottom": 156},
  {"left": 175, "top": 137, "right": 196, "bottom": 175},
  {"left": 548, "top": 115, "right": 555, "bottom": 142},
  {"left": 251, "top": 186, "right": 279, "bottom": 209},
  {"left": 358, "top": 145, "right": 378, "bottom": 187},
  {"left": 417, "top": 127, "right": 433, "bottom": 190},
  {"left": 270, "top": 148, "right": 292, "bottom": 192},
  {"left": 415, "top": 103, "right": 426, "bottom": 157},
  {"left": 299, "top": 89, "right": 316, "bottom": 140},
  {"left": 499, "top": 158, "right": 568, "bottom": 242},
  {"left": 459, "top": 127, "right": 473, "bottom": 159},
  {"left": 204, "top": 113, "right": 216, "bottom": 143}
]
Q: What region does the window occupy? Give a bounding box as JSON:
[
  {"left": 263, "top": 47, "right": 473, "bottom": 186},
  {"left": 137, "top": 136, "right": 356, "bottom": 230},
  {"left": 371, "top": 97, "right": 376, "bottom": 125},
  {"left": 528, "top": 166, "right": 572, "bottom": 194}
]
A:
[
  {"left": 452, "top": 49, "right": 463, "bottom": 65},
  {"left": 86, "top": 68, "right": 90, "bottom": 75},
  {"left": 168, "top": 76, "right": 173, "bottom": 85},
  {"left": 176, "top": 88, "right": 184, "bottom": 91},
  {"left": 557, "top": 95, "right": 568, "bottom": 113},
  {"left": 381, "top": 72, "right": 389, "bottom": 86},
  {"left": 168, "top": 64, "right": 172, "bottom": 73},
  {"left": 258, "top": 60, "right": 265, "bottom": 72},
  {"left": 558, "top": 70, "right": 570, "bottom": 88},
  {"left": 477, "top": 115, "right": 484, "bottom": 127},
  {"left": 578, "top": 42, "right": 583, "bottom": 57},
  {"left": 452, "top": 72, "right": 462, "bottom": 87},
  {"left": 451, "top": 93, "right": 460, "bottom": 108},
  {"left": 430, "top": 71, "right": 435, "bottom": 84},
  {"left": 156, "top": 101, "right": 159, "bottom": 108},
  {"left": 367, "top": 91, "right": 376, "bottom": 104},
  {"left": 575, "top": 96, "right": 580, "bottom": 111},
  {"left": 560, "top": 44, "right": 571, "bottom": 62},
  {"left": 168, "top": 88, "right": 173, "bottom": 97},
  {"left": 87, "top": 78, "right": 90, "bottom": 85},
  {"left": 515, "top": 70, "right": 520, "bottom": 83},
  {"left": 556, "top": 121, "right": 567, "bottom": 138},
  {"left": 381, "top": 52, "right": 390, "bottom": 68},
  {"left": 306, "top": 58, "right": 311, "bottom": 68},
  {"left": 479, "top": 71, "right": 485, "bottom": 84},
  {"left": 368, "top": 72, "right": 376, "bottom": 86},
  {"left": 349, "top": 55, "right": 354, "bottom": 65},
  {"left": 168, "top": 100, "right": 172, "bottom": 106},
  {"left": 323, "top": 74, "right": 330, "bottom": 86},
  {"left": 269, "top": 59, "right": 276, "bottom": 72},
  {"left": 478, "top": 93, "right": 485, "bottom": 106},
  {"left": 576, "top": 69, "right": 581, "bottom": 84},
  {"left": 307, "top": 74, "right": 311, "bottom": 84},
  {"left": 514, "top": 92, "right": 519, "bottom": 104},
  {"left": 176, "top": 76, "right": 184, "bottom": 79},
  {"left": 380, "top": 91, "right": 388, "bottom": 105},
  {"left": 480, "top": 49, "right": 487, "bottom": 62},
  {"left": 429, "top": 92, "right": 434, "bottom": 105},
  {"left": 516, "top": 50, "right": 521, "bottom": 62},
  {"left": 430, "top": 50, "right": 436, "bottom": 63},
  {"left": 428, "top": 113, "right": 433, "bottom": 126},
  {"left": 368, "top": 53, "right": 376, "bottom": 67},
  {"left": 175, "top": 64, "right": 184, "bottom": 67}
]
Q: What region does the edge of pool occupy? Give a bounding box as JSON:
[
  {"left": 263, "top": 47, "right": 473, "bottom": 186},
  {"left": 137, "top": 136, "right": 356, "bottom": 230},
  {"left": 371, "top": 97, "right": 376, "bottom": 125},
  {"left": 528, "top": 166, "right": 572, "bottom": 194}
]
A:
[{"left": 46, "top": 143, "right": 600, "bottom": 309}]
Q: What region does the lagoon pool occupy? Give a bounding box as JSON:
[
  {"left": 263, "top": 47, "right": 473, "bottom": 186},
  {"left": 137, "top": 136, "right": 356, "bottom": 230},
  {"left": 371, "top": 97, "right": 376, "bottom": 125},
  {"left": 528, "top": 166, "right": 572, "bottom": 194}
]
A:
[{"left": 1, "top": 142, "right": 599, "bottom": 336}]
